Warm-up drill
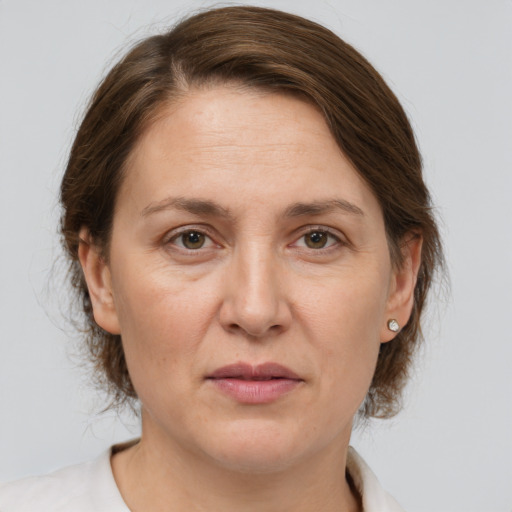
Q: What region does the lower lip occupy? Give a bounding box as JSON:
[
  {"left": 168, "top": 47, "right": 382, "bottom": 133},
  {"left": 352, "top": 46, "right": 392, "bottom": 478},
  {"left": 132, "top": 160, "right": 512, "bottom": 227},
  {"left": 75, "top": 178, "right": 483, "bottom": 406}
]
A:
[{"left": 209, "top": 378, "right": 301, "bottom": 404}]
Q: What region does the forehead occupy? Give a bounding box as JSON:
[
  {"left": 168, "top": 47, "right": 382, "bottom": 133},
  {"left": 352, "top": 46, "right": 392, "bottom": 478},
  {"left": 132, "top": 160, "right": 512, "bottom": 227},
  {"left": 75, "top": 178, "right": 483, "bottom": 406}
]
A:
[
  {"left": 133, "top": 85, "right": 334, "bottom": 161},
  {"left": 119, "top": 85, "right": 381, "bottom": 222}
]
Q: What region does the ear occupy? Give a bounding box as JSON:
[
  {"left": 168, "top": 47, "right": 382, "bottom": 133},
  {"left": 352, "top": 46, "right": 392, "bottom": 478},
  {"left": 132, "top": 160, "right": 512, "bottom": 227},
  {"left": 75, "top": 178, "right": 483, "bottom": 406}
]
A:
[
  {"left": 78, "top": 228, "right": 121, "bottom": 335},
  {"left": 380, "top": 233, "right": 423, "bottom": 343}
]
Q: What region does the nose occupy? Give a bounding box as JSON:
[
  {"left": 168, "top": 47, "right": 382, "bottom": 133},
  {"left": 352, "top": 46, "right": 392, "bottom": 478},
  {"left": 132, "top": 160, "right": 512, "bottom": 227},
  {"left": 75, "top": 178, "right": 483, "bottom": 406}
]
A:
[{"left": 219, "top": 244, "right": 292, "bottom": 339}]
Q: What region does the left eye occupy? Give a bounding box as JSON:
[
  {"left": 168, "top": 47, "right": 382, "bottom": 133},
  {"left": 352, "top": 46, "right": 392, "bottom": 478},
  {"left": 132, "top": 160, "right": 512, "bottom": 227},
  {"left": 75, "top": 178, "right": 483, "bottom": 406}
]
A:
[
  {"left": 170, "top": 230, "right": 215, "bottom": 250},
  {"left": 296, "top": 230, "right": 339, "bottom": 249}
]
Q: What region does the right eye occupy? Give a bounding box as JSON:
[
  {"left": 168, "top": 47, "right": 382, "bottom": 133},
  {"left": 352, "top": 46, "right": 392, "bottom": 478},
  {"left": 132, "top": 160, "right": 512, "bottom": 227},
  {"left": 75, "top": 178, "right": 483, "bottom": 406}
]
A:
[{"left": 168, "top": 230, "right": 216, "bottom": 251}]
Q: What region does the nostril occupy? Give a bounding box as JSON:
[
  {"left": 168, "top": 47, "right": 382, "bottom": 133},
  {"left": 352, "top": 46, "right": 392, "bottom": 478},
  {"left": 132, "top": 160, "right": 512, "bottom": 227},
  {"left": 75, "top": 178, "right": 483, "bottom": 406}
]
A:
[{"left": 225, "top": 321, "right": 282, "bottom": 339}]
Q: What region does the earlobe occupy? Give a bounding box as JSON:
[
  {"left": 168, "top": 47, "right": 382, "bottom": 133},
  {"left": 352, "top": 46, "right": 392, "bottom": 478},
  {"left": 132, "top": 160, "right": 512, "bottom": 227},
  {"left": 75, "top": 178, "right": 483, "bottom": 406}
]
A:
[
  {"left": 78, "top": 228, "right": 121, "bottom": 335},
  {"left": 381, "top": 233, "right": 423, "bottom": 343}
]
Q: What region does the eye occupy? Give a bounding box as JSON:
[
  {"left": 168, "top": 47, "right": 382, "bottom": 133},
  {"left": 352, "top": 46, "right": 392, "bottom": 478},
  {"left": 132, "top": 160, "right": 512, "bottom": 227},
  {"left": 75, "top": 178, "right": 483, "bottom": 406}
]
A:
[
  {"left": 169, "top": 230, "right": 215, "bottom": 250},
  {"left": 304, "top": 231, "right": 331, "bottom": 249},
  {"left": 293, "top": 229, "right": 341, "bottom": 250}
]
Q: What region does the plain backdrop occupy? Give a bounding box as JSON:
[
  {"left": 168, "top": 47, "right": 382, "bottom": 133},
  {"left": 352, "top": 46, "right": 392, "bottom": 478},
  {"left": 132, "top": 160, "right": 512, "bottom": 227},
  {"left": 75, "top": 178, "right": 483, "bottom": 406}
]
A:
[{"left": 1, "top": 1, "right": 511, "bottom": 511}]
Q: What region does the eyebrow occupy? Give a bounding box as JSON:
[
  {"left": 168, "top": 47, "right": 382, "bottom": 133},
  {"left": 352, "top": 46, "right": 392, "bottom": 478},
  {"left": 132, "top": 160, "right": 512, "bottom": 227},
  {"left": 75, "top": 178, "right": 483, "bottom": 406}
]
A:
[
  {"left": 141, "top": 196, "right": 233, "bottom": 218},
  {"left": 283, "top": 199, "right": 364, "bottom": 218},
  {"left": 141, "top": 196, "right": 364, "bottom": 219}
]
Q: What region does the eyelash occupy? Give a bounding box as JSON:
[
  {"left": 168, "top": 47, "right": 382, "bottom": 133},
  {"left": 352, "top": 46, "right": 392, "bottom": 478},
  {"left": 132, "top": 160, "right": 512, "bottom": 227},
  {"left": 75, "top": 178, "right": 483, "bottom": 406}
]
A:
[{"left": 163, "top": 225, "right": 346, "bottom": 254}]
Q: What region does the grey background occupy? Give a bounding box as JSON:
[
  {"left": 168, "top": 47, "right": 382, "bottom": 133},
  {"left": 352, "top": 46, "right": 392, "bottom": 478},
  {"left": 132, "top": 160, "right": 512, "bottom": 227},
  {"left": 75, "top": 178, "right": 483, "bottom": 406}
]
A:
[{"left": 1, "top": 1, "right": 511, "bottom": 510}]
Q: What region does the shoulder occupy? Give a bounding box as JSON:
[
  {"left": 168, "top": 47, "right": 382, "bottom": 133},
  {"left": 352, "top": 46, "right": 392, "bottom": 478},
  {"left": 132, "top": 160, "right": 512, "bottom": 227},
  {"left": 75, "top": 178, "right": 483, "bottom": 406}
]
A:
[
  {"left": 347, "top": 447, "right": 406, "bottom": 512},
  {"left": 0, "top": 449, "right": 128, "bottom": 512}
]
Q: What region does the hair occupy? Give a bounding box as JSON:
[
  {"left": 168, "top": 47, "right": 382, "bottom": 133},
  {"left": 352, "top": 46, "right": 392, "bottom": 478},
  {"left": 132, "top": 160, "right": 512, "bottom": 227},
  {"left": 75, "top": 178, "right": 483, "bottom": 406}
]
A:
[{"left": 60, "top": 5, "right": 443, "bottom": 418}]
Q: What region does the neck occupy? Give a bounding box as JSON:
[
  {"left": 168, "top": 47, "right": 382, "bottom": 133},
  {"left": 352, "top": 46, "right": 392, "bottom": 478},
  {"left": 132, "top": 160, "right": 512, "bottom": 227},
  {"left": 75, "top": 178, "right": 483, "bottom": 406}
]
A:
[{"left": 112, "top": 419, "right": 361, "bottom": 512}]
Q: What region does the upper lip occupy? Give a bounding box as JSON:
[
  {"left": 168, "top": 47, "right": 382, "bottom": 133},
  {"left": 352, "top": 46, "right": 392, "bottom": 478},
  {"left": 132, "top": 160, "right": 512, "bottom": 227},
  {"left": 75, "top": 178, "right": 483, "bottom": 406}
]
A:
[{"left": 207, "top": 362, "right": 302, "bottom": 381}]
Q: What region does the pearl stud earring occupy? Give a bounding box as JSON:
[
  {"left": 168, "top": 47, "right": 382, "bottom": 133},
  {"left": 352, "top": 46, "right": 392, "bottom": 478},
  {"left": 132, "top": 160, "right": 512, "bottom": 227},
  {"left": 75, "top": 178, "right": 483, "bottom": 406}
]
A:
[{"left": 387, "top": 319, "right": 400, "bottom": 333}]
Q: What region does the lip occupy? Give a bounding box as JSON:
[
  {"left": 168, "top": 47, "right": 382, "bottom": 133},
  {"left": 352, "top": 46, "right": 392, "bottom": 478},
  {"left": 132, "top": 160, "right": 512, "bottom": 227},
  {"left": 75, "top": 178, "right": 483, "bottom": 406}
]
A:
[{"left": 206, "top": 362, "right": 303, "bottom": 404}]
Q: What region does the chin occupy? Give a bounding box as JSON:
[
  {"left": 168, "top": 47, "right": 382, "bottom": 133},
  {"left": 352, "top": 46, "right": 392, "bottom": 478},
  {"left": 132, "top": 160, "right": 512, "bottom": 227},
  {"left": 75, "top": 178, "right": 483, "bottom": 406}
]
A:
[{"left": 198, "top": 418, "right": 321, "bottom": 474}]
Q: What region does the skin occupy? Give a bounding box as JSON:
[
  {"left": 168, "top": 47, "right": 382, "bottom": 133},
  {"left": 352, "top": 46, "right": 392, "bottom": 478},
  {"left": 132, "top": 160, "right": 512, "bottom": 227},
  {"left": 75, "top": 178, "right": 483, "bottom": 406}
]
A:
[{"left": 79, "top": 85, "right": 421, "bottom": 512}]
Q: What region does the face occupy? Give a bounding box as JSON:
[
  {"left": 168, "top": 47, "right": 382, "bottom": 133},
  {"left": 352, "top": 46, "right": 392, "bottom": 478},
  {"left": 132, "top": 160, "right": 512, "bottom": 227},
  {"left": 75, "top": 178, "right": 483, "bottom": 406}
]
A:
[{"left": 82, "top": 86, "right": 416, "bottom": 472}]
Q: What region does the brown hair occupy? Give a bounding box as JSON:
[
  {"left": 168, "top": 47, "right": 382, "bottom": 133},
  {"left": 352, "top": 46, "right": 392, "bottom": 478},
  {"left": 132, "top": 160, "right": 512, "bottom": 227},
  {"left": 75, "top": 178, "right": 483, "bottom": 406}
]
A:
[{"left": 60, "top": 5, "right": 443, "bottom": 418}]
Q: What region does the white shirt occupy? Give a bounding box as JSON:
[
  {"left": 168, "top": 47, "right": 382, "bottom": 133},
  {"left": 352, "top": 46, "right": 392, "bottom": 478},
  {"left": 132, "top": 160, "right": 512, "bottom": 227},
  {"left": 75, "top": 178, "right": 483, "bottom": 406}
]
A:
[{"left": 0, "top": 446, "right": 404, "bottom": 511}]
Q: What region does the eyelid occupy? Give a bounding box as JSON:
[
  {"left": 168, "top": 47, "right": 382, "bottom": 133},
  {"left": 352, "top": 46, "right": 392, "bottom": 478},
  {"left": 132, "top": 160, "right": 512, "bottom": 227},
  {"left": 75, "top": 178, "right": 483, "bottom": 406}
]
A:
[{"left": 304, "top": 226, "right": 341, "bottom": 238}]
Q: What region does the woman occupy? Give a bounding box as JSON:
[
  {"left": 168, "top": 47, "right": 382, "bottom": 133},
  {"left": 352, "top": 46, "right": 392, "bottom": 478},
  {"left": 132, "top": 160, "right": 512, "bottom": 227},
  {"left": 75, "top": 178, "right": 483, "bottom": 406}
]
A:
[{"left": 0, "top": 6, "right": 442, "bottom": 511}]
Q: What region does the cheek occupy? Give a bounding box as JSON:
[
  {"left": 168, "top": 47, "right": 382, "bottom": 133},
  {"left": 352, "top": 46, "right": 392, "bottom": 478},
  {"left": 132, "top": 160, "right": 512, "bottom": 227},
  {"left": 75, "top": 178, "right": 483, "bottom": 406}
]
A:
[
  {"left": 297, "top": 269, "right": 389, "bottom": 399},
  {"left": 299, "top": 266, "right": 389, "bottom": 344},
  {"left": 109, "top": 261, "right": 220, "bottom": 390}
]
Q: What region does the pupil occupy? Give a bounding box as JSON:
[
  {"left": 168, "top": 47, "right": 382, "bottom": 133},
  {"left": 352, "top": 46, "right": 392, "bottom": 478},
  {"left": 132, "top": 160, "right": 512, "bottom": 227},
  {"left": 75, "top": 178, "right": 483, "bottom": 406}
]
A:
[
  {"left": 184, "top": 231, "right": 204, "bottom": 249},
  {"left": 307, "top": 231, "right": 327, "bottom": 248}
]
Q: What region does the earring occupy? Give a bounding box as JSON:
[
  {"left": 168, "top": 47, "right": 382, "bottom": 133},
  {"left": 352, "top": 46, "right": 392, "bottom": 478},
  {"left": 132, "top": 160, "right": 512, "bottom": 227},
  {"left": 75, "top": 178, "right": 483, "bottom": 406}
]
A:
[{"left": 387, "top": 319, "right": 400, "bottom": 333}]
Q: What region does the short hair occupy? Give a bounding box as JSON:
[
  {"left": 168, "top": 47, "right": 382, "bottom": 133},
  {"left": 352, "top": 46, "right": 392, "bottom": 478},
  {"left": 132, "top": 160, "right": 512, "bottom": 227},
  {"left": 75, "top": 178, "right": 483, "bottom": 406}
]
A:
[{"left": 60, "top": 6, "right": 443, "bottom": 418}]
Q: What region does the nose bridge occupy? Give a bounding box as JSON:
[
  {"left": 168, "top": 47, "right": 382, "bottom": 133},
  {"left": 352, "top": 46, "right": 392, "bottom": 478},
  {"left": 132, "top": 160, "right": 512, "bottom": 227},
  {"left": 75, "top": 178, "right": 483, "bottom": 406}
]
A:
[
  {"left": 221, "top": 238, "right": 288, "bottom": 337},
  {"left": 241, "top": 241, "right": 276, "bottom": 306}
]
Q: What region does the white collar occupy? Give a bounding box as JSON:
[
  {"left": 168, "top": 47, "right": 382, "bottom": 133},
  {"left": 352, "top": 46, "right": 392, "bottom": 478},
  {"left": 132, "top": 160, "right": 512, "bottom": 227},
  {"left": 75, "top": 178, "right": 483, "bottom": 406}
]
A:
[{"left": 347, "top": 447, "right": 405, "bottom": 512}]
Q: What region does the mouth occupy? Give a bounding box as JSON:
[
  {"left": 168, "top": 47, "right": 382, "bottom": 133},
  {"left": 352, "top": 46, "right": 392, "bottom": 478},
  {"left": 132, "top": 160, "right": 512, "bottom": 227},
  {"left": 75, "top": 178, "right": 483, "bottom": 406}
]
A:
[
  {"left": 208, "top": 362, "right": 302, "bottom": 380},
  {"left": 206, "top": 362, "right": 303, "bottom": 404}
]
